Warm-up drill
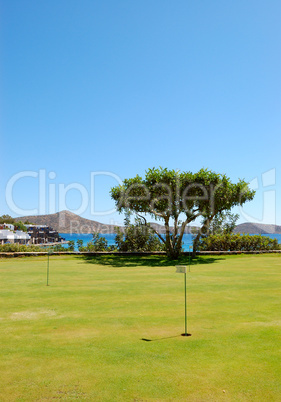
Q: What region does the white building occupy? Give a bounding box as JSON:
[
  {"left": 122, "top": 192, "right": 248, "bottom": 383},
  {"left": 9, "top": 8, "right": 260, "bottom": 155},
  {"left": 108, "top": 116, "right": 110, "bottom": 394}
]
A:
[
  {"left": 25, "top": 224, "right": 48, "bottom": 229},
  {"left": 0, "top": 230, "right": 31, "bottom": 245},
  {"left": 3, "top": 223, "right": 15, "bottom": 230}
]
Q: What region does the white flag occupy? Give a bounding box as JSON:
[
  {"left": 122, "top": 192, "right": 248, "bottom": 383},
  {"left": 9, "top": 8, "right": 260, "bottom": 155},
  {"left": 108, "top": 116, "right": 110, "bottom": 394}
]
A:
[{"left": 176, "top": 266, "right": 187, "bottom": 273}]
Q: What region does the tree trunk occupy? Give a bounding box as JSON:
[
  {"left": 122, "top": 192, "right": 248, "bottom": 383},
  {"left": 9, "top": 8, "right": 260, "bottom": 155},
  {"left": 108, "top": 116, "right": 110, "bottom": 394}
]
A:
[
  {"left": 166, "top": 247, "right": 181, "bottom": 259},
  {"left": 162, "top": 218, "right": 181, "bottom": 260},
  {"left": 192, "top": 215, "right": 215, "bottom": 258},
  {"left": 164, "top": 218, "right": 174, "bottom": 257},
  {"left": 192, "top": 232, "right": 201, "bottom": 258}
]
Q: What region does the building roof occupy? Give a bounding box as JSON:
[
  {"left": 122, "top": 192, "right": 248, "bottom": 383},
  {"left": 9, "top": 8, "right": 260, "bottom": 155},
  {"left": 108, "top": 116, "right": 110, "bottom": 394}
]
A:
[
  {"left": 0, "top": 230, "right": 31, "bottom": 240},
  {"left": 25, "top": 224, "right": 48, "bottom": 228}
]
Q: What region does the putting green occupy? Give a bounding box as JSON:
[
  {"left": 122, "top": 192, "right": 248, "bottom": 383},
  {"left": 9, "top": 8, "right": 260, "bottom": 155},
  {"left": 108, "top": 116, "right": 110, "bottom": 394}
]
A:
[{"left": 0, "top": 254, "right": 280, "bottom": 401}]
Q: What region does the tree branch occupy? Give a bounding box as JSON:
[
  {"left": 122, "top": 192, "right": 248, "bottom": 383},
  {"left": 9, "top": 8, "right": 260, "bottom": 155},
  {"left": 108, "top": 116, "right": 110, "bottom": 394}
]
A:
[
  {"left": 150, "top": 208, "right": 165, "bottom": 219},
  {"left": 175, "top": 217, "right": 193, "bottom": 252},
  {"left": 136, "top": 213, "right": 165, "bottom": 244},
  {"left": 172, "top": 217, "right": 178, "bottom": 247}
]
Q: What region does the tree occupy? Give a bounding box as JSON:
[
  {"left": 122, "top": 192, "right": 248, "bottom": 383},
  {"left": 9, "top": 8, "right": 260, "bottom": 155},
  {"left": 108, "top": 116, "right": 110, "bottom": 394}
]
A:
[
  {"left": 208, "top": 211, "right": 239, "bottom": 235},
  {"left": 68, "top": 240, "right": 75, "bottom": 251},
  {"left": 111, "top": 167, "right": 255, "bottom": 259},
  {"left": 89, "top": 233, "right": 109, "bottom": 251},
  {"left": 81, "top": 233, "right": 114, "bottom": 251},
  {"left": 14, "top": 221, "right": 27, "bottom": 232},
  {"left": 0, "top": 215, "right": 14, "bottom": 224},
  {"left": 192, "top": 211, "right": 239, "bottom": 257},
  {"left": 115, "top": 214, "right": 165, "bottom": 252},
  {"left": 77, "top": 233, "right": 116, "bottom": 252},
  {"left": 77, "top": 239, "right": 84, "bottom": 251},
  {"left": 0, "top": 216, "right": 28, "bottom": 231}
]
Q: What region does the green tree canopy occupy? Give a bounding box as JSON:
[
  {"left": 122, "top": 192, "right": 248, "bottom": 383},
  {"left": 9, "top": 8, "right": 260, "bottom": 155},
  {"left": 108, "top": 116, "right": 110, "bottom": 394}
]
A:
[
  {"left": 0, "top": 215, "right": 14, "bottom": 224},
  {"left": 0, "top": 216, "right": 27, "bottom": 232},
  {"left": 111, "top": 167, "right": 255, "bottom": 259},
  {"left": 115, "top": 214, "right": 165, "bottom": 252},
  {"left": 208, "top": 211, "right": 239, "bottom": 235}
]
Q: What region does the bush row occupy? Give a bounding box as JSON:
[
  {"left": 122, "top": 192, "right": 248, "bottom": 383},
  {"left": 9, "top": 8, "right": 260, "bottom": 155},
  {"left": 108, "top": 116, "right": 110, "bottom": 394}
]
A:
[
  {"left": 197, "top": 233, "right": 281, "bottom": 251},
  {"left": 0, "top": 244, "right": 44, "bottom": 252}
]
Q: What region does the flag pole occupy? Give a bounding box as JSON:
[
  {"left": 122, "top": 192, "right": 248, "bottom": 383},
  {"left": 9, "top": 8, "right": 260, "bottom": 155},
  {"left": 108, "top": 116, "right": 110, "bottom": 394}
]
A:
[
  {"left": 47, "top": 252, "right": 50, "bottom": 286},
  {"left": 184, "top": 270, "right": 187, "bottom": 335},
  {"left": 176, "top": 265, "right": 191, "bottom": 337}
]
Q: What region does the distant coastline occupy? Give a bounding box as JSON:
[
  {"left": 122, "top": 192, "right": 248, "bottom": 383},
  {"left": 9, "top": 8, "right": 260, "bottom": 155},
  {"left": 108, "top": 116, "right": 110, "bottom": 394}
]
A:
[
  {"left": 59, "top": 232, "right": 281, "bottom": 252},
  {"left": 14, "top": 210, "right": 281, "bottom": 235},
  {"left": 233, "top": 222, "right": 281, "bottom": 235},
  {"left": 14, "top": 210, "right": 196, "bottom": 234}
]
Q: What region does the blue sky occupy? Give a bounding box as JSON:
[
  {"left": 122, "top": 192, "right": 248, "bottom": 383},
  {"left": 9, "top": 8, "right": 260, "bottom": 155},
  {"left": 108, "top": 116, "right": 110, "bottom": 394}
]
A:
[{"left": 1, "top": 0, "right": 281, "bottom": 226}]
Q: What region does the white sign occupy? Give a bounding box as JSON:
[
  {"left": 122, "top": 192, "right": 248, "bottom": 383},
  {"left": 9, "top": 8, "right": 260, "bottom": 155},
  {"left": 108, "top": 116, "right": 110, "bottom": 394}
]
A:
[{"left": 176, "top": 266, "right": 187, "bottom": 274}]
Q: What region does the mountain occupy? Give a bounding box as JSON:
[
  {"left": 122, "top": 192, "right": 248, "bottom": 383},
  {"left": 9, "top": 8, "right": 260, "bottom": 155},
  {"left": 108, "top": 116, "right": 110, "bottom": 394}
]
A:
[
  {"left": 14, "top": 211, "right": 197, "bottom": 234},
  {"left": 14, "top": 210, "right": 118, "bottom": 234},
  {"left": 234, "top": 222, "right": 281, "bottom": 234},
  {"left": 149, "top": 222, "right": 196, "bottom": 234},
  {"left": 16, "top": 211, "right": 280, "bottom": 235}
]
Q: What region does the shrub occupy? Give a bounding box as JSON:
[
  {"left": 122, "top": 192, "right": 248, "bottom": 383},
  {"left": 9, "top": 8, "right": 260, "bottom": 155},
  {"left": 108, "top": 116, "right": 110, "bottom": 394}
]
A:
[
  {"left": 68, "top": 240, "right": 75, "bottom": 251},
  {"left": 0, "top": 244, "right": 43, "bottom": 252},
  {"left": 78, "top": 233, "right": 116, "bottom": 252},
  {"left": 197, "top": 233, "right": 281, "bottom": 251},
  {"left": 115, "top": 216, "right": 165, "bottom": 252},
  {"left": 52, "top": 244, "right": 67, "bottom": 251}
]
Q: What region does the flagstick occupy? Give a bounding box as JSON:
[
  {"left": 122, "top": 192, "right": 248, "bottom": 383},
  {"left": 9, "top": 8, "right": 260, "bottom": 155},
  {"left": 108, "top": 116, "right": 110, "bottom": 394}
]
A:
[
  {"left": 176, "top": 266, "right": 192, "bottom": 337},
  {"left": 47, "top": 253, "right": 50, "bottom": 286},
  {"left": 189, "top": 245, "right": 192, "bottom": 272},
  {"left": 184, "top": 270, "right": 187, "bottom": 335}
]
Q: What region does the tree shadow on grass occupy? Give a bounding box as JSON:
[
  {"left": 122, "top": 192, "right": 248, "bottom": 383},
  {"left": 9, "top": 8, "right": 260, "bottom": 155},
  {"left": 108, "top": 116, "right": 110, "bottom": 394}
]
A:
[{"left": 77, "top": 254, "right": 224, "bottom": 268}]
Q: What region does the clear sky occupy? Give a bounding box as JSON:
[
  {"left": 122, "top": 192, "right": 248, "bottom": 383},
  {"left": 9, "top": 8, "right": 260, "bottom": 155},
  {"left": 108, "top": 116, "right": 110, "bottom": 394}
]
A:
[{"left": 1, "top": 0, "right": 281, "bottom": 226}]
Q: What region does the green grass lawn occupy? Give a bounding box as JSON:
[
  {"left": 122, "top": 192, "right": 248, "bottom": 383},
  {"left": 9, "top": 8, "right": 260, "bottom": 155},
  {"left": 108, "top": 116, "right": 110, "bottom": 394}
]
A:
[{"left": 0, "top": 254, "right": 280, "bottom": 401}]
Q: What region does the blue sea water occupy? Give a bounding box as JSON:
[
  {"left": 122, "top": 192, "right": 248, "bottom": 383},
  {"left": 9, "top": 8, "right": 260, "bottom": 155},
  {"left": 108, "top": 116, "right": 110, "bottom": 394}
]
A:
[
  {"left": 59, "top": 233, "right": 194, "bottom": 250},
  {"left": 59, "top": 233, "right": 281, "bottom": 251}
]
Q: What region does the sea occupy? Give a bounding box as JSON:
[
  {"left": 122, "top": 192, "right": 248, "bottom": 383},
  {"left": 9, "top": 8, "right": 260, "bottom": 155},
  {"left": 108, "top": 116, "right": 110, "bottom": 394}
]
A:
[{"left": 59, "top": 233, "right": 281, "bottom": 251}]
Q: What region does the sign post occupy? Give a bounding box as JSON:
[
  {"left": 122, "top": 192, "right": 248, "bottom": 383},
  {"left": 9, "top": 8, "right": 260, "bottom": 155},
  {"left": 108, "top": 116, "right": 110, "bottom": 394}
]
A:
[
  {"left": 176, "top": 266, "right": 191, "bottom": 337},
  {"left": 189, "top": 245, "right": 192, "bottom": 272},
  {"left": 47, "top": 249, "right": 53, "bottom": 286}
]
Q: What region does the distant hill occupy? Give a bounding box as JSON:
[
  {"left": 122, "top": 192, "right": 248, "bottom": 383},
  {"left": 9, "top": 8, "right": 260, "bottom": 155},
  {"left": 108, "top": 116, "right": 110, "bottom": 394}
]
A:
[
  {"left": 14, "top": 211, "right": 197, "bottom": 234},
  {"left": 16, "top": 211, "right": 280, "bottom": 235},
  {"left": 234, "top": 223, "right": 281, "bottom": 234},
  {"left": 15, "top": 210, "right": 118, "bottom": 234},
  {"left": 149, "top": 222, "right": 196, "bottom": 234}
]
